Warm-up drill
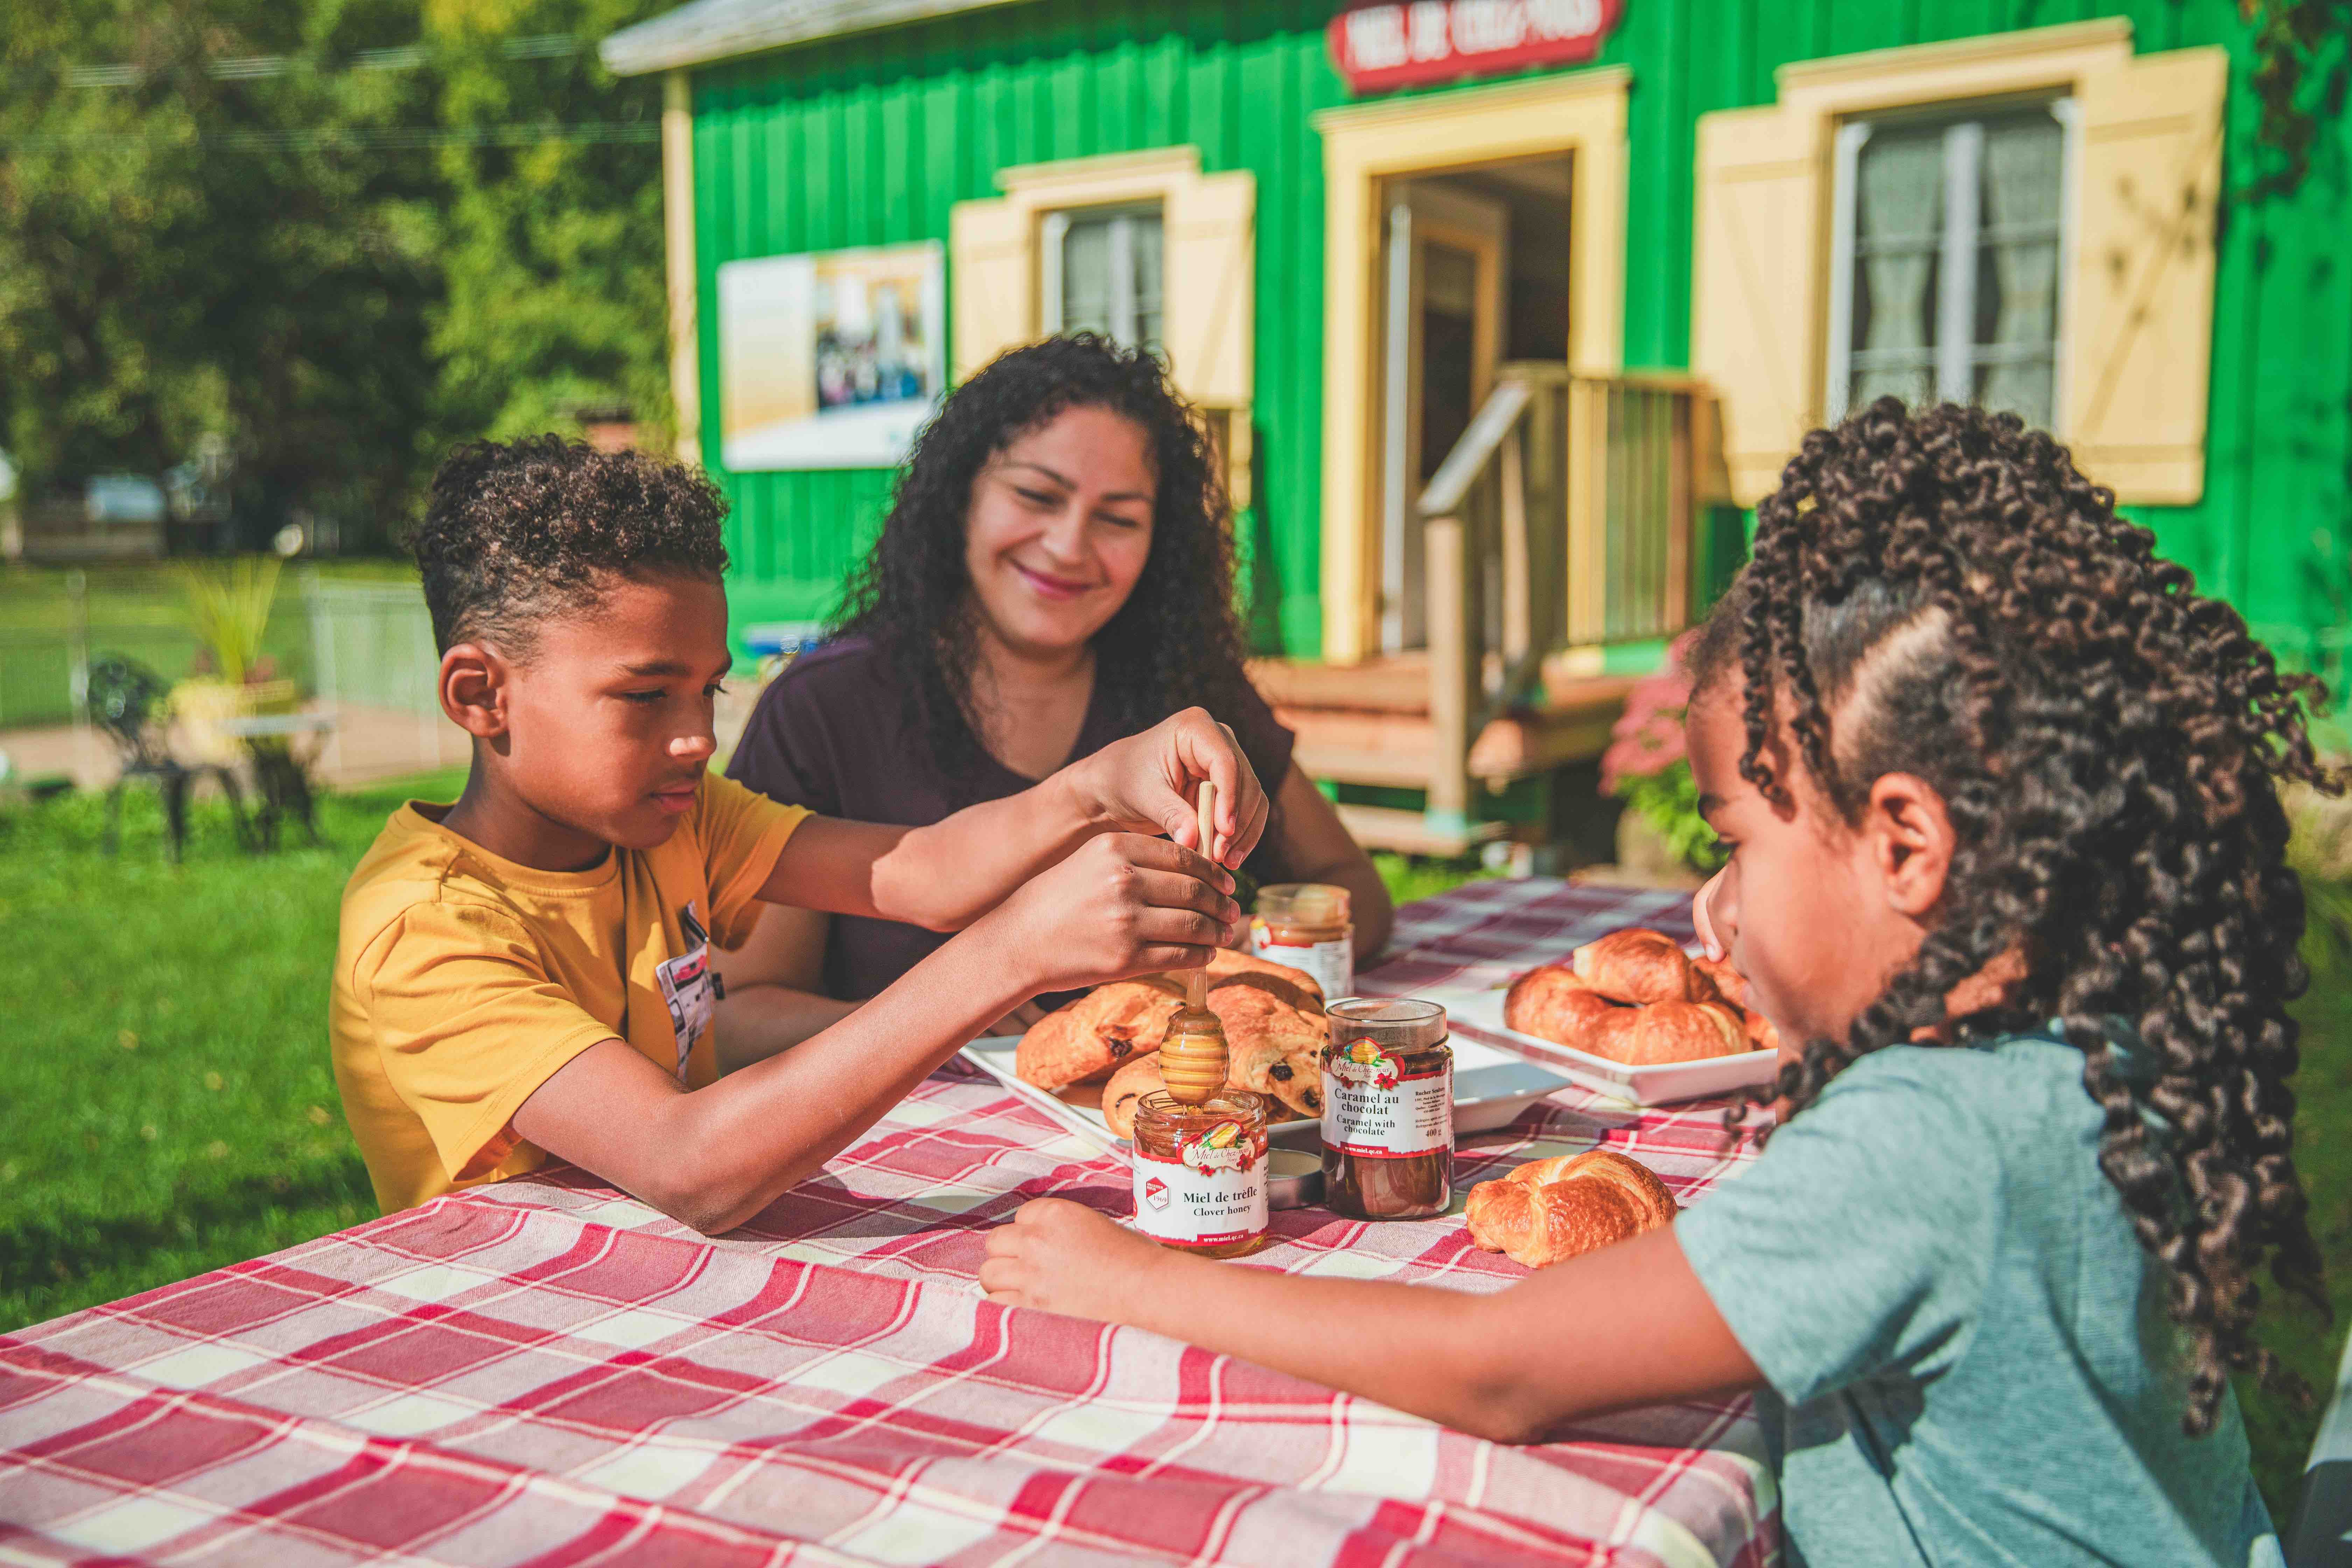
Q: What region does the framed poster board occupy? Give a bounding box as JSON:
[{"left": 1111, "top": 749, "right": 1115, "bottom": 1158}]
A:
[{"left": 717, "top": 240, "right": 945, "bottom": 471}]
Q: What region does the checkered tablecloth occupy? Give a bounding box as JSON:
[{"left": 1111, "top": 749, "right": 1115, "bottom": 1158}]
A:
[{"left": 0, "top": 879, "right": 1776, "bottom": 1567}]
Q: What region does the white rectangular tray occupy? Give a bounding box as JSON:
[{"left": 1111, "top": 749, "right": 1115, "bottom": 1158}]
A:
[
  {"left": 956, "top": 1034, "right": 1573, "bottom": 1156},
  {"left": 1444, "top": 987, "right": 1782, "bottom": 1106}
]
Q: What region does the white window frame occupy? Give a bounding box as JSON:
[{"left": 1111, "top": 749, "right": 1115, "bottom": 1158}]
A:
[
  {"left": 1040, "top": 200, "right": 1163, "bottom": 349},
  {"left": 1824, "top": 97, "right": 2082, "bottom": 428}
]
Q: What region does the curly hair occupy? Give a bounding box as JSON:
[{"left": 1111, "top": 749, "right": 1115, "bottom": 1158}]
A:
[
  {"left": 1689, "top": 398, "right": 2339, "bottom": 1436},
  {"left": 408, "top": 434, "right": 728, "bottom": 657},
  {"left": 832, "top": 334, "right": 1260, "bottom": 798}
]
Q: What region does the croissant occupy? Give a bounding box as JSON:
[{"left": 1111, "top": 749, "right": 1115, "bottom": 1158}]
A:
[
  {"left": 1504, "top": 965, "right": 1744, "bottom": 1064},
  {"left": 1573, "top": 928, "right": 1714, "bottom": 1004},
  {"left": 1464, "top": 1149, "right": 1679, "bottom": 1268},
  {"left": 1693, "top": 955, "right": 1782, "bottom": 1054}
]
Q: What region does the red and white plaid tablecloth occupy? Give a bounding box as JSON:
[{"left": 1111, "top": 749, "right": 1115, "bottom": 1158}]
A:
[{"left": 0, "top": 880, "right": 1777, "bottom": 1567}]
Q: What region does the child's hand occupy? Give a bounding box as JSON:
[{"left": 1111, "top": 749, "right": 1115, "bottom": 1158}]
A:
[
  {"left": 976, "top": 833, "right": 1243, "bottom": 996},
  {"left": 980, "top": 1197, "right": 1164, "bottom": 1318},
  {"left": 1692, "top": 869, "right": 1727, "bottom": 961},
  {"left": 1066, "top": 708, "right": 1269, "bottom": 869}
]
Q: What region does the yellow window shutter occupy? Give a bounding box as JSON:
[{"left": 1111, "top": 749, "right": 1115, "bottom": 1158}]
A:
[
  {"left": 949, "top": 196, "right": 1035, "bottom": 383},
  {"left": 2061, "top": 46, "right": 2226, "bottom": 505},
  {"left": 1163, "top": 169, "right": 1256, "bottom": 408},
  {"left": 1690, "top": 104, "right": 1826, "bottom": 508}
]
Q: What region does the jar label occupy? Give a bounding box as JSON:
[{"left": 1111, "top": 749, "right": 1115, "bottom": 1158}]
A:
[
  {"left": 1322, "top": 1038, "right": 1452, "bottom": 1158},
  {"left": 1250, "top": 922, "right": 1353, "bottom": 1001},
  {"left": 1132, "top": 1120, "right": 1269, "bottom": 1247}
]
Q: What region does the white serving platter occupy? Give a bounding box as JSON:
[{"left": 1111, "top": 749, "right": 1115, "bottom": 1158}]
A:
[
  {"left": 957, "top": 1033, "right": 1573, "bottom": 1156},
  {"left": 1444, "top": 987, "right": 1782, "bottom": 1106}
]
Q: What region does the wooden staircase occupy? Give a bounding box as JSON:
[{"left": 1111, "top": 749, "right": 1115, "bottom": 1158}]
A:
[
  {"left": 1252, "top": 654, "right": 1638, "bottom": 855},
  {"left": 1263, "top": 364, "right": 1726, "bottom": 856}
]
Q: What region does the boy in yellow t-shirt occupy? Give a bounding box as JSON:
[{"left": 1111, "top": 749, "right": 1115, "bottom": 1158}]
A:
[{"left": 332, "top": 436, "right": 1267, "bottom": 1226}]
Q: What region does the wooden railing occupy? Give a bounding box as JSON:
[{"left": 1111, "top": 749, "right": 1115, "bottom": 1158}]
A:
[{"left": 1418, "top": 365, "right": 1718, "bottom": 831}]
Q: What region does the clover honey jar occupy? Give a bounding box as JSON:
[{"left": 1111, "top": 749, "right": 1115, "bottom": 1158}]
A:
[
  {"left": 1320, "top": 998, "right": 1452, "bottom": 1220},
  {"left": 1250, "top": 882, "right": 1353, "bottom": 1001},
  {"left": 1130, "top": 1089, "right": 1270, "bottom": 1257}
]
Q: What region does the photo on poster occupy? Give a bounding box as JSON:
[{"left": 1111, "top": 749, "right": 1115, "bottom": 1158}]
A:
[{"left": 717, "top": 241, "right": 945, "bottom": 471}]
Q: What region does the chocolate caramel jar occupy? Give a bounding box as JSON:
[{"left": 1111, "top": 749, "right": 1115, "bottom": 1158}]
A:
[{"left": 1319, "top": 998, "right": 1452, "bottom": 1220}]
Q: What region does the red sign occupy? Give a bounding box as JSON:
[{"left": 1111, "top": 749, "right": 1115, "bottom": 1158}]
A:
[{"left": 1327, "top": 0, "right": 1625, "bottom": 94}]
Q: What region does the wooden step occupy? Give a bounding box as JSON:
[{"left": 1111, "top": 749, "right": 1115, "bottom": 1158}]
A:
[
  {"left": 1276, "top": 703, "right": 1624, "bottom": 788},
  {"left": 1334, "top": 804, "right": 1509, "bottom": 858}
]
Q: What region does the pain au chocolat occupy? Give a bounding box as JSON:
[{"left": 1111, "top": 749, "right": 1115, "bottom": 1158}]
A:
[{"left": 1015, "top": 947, "right": 1326, "bottom": 1102}]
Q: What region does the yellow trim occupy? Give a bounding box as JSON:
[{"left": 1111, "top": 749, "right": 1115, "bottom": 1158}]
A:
[
  {"left": 662, "top": 71, "right": 700, "bottom": 466},
  {"left": 1692, "top": 19, "right": 2220, "bottom": 507},
  {"left": 1774, "top": 18, "right": 2130, "bottom": 97},
  {"left": 1314, "top": 68, "right": 1630, "bottom": 665},
  {"left": 997, "top": 146, "right": 1202, "bottom": 196}
]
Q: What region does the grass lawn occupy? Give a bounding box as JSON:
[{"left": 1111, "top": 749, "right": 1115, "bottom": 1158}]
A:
[{"left": 0, "top": 776, "right": 2345, "bottom": 1527}]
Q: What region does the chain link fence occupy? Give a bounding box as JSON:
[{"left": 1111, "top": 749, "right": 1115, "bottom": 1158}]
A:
[{"left": 0, "top": 567, "right": 468, "bottom": 787}]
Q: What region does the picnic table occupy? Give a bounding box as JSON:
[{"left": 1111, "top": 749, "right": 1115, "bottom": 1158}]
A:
[{"left": 0, "top": 880, "right": 1777, "bottom": 1567}]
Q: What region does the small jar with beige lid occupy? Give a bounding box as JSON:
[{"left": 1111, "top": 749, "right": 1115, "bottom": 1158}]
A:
[{"left": 1249, "top": 882, "right": 1353, "bottom": 1001}]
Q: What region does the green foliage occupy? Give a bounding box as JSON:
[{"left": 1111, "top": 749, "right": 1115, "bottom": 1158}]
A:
[
  {"left": 0, "top": 0, "right": 672, "bottom": 549},
  {"left": 2241, "top": 0, "right": 2352, "bottom": 197},
  {"left": 1619, "top": 759, "right": 1727, "bottom": 876},
  {"left": 180, "top": 554, "right": 283, "bottom": 682}
]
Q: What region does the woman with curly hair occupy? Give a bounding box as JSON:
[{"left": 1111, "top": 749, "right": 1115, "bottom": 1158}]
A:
[
  {"left": 717, "top": 335, "right": 1388, "bottom": 1052},
  {"left": 978, "top": 399, "right": 2326, "bottom": 1566}
]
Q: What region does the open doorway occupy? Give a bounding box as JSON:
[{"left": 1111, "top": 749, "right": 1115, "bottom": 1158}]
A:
[{"left": 1376, "top": 153, "right": 1573, "bottom": 654}]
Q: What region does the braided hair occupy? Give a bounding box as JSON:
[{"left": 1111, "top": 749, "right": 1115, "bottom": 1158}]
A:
[
  {"left": 832, "top": 334, "right": 1257, "bottom": 799},
  {"left": 1690, "top": 398, "right": 2338, "bottom": 1436}
]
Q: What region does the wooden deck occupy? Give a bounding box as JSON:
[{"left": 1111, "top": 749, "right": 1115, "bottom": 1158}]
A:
[{"left": 1249, "top": 653, "right": 1638, "bottom": 854}]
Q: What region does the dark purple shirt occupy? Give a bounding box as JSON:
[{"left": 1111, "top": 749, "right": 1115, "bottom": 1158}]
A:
[{"left": 724, "top": 637, "right": 1298, "bottom": 1002}]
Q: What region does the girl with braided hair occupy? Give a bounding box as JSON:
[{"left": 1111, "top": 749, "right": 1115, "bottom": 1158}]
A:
[{"left": 980, "top": 399, "right": 2323, "bottom": 1567}]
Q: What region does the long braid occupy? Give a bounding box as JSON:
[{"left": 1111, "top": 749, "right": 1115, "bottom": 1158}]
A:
[{"left": 1697, "top": 399, "right": 2337, "bottom": 1435}]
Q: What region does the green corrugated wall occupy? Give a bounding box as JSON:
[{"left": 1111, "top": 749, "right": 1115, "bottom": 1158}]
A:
[{"left": 690, "top": 0, "right": 2352, "bottom": 685}]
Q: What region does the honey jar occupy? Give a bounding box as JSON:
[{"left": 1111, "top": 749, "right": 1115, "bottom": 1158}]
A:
[
  {"left": 1129, "top": 1089, "right": 1270, "bottom": 1258},
  {"left": 1320, "top": 998, "right": 1452, "bottom": 1220},
  {"left": 1250, "top": 882, "right": 1353, "bottom": 1001}
]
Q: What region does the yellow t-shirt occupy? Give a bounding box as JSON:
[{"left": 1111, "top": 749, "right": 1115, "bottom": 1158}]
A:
[{"left": 330, "top": 772, "right": 808, "bottom": 1212}]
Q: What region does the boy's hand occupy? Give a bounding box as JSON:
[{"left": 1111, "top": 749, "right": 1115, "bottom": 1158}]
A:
[
  {"left": 976, "top": 833, "right": 1243, "bottom": 996},
  {"left": 1067, "top": 708, "right": 1269, "bottom": 869},
  {"left": 980, "top": 1197, "right": 1164, "bottom": 1319}
]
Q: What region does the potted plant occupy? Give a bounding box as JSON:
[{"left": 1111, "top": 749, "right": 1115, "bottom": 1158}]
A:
[{"left": 170, "top": 557, "right": 296, "bottom": 765}]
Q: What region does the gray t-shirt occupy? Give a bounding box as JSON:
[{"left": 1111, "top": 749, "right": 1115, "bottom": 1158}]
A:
[{"left": 1677, "top": 1036, "right": 2282, "bottom": 1568}]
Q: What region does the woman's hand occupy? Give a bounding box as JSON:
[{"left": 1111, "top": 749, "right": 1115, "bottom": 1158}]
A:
[
  {"left": 981, "top": 1197, "right": 1166, "bottom": 1319},
  {"left": 1068, "top": 708, "right": 1270, "bottom": 869},
  {"left": 974, "top": 832, "right": 1243, "bottom": 997}
]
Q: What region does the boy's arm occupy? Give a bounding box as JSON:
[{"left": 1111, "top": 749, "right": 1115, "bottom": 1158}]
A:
[
  {"left": 758, "top": 708, "right": 1270, "bottom": 932},
  {"left": 978, "top": 1198, "right": 1760, "bottom": 1443},
  {"left": 515, "top": 834, "right": 1240, "bottom": 1235}
]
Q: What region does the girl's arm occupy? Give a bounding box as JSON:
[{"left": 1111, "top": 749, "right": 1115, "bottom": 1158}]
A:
[
  {"left": 761, "top": 708, "right": 1271, "bottom": 932},
  {"left": 980, "top": 1198, "right": 1761, "bottom": 1442},
  {"left": 1264, "top": 763, "right": 1395, "bottom": 959}
]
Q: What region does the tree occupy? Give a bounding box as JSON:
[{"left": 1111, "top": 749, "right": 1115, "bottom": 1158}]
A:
[
  {"left": 0, "top": 0, "right": 672, "bottom": 552},
  {"left": 419, "top": 0, "right": 672, "bottom": 450}
]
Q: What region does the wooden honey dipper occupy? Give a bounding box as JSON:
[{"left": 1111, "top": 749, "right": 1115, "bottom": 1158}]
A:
[{"left": 1157, "top": 780, "right": 1228, "bottom": 1105}]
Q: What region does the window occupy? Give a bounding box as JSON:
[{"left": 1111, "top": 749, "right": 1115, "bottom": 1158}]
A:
[
  {"left": 1042, "top": 203, "right": 1165, "bottom": 351},
  {"left": 1827, "top": 102, "right": 2076, "bottom": 432}
]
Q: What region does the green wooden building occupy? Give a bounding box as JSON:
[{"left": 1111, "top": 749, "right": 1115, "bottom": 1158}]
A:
[{"left": 604, "top": 0, "right": 2351, "bottom": 847}]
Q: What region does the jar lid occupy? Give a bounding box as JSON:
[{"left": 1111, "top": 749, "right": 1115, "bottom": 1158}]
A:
[
  {"left": 1326, "top": 996, "right": 1447, "bottom": 1051},
  {"left": 1256, "top": 882, "right": 1351, "bottom": 926},
  {"left": 1267, "top": 1147, "right": 1322, "bottom": 1209}
]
